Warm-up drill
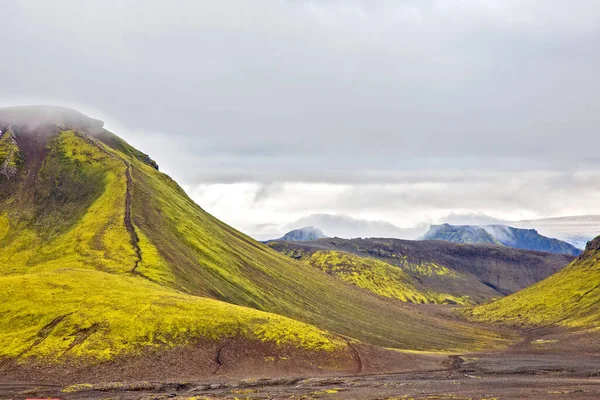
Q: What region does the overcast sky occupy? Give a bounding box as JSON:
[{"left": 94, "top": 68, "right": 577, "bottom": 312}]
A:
[{"left": 1, "top": 0, "right": 600, "bottom": 238}]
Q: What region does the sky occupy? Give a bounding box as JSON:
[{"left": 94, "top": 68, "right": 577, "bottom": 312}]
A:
[{"left": 1, "top": 0, "right": 600, "bottom": 239}]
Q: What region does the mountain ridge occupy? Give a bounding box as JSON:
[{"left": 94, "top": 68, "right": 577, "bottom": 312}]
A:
[{"left": 423, "top": 223, "right": 581, "bottom": 256}]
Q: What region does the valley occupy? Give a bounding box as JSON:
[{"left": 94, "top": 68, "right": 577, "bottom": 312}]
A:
[{"left": 0, "top": 107, "right": 599, "bottom": 399}]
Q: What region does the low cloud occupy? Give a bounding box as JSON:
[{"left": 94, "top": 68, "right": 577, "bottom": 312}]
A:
[
  {"left": 1, "top": 0, "right": 600, "bottom": 234},
  {"left": 285, "top": 213, "right": 427, "bottom": 239}
]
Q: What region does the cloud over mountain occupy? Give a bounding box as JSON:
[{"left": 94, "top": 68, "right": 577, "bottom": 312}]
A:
[{"left": 2, "top": 0, "right": 600, "bottom": 231}]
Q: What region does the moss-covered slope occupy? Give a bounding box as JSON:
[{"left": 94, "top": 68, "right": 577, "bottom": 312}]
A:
[
  {"left": 297, "top": 250, "right": 471, "bottom": 305},
  {"left": 0, "top": 107, "right": 515, "bottom": 367},
  {"left": 469, "top": 237, "right": 600, "bottom": 329}
]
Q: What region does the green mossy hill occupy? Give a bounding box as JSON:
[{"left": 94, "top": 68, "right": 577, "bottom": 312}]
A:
[
  {"left": 303, "top": 250, "right": 471, "bottom": 305},
  {"left": 0, "top": 107, "right": 515, "bottom": 363},
  {"left": 469, "top": 236, "right": 600, "bottom": 329}
]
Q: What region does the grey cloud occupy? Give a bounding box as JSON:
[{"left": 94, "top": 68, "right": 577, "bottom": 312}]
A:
[
  {"left": 285, "top": 213, "right": 427, "bottom": 239},
  {"left": 1, "top": 0, "right": 600, "bottom": 185},
  {"left": 253, "top": 183, "right": 285, "bottom": 204},
  {"left": 510, "top": 215, "right": 600, "bottom": 249},
  {"left": 1, "top": 0, "right": 600, "bottom": 227},
  {"left": 439, "top": 212, "right": 502, "bottom": 226},
  {"left": 329, "top": 172, "right": 600, "bottom": 217}
]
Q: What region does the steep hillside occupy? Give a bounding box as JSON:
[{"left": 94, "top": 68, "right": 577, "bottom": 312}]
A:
[
  {"left": 0, "top": 106, "right": 516, "bottom": 378},
  {"left": 424, "top": 223, "right": 581, "bottom": 256},
  {"left": 470, "top": 236, "right": 600, "bottom": 329},
  {"left": 269, "top": 237, "right": 572, "bottom": 303}
]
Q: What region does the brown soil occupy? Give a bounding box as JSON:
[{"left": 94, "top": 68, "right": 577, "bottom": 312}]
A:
[
  {"left": 0, "top": 337, "right": 446, "bottom": 386},
  {"left": 7, "top": 124, "right": 52, "bottom": 197},
  {"left": 3, "top": 354, "right": 599, "bottom": 399},
  {"left": 2, "top": 327, "right": 599, "bottom": 399}
]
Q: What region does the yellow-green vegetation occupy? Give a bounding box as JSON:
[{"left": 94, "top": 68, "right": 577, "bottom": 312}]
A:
[
  {"left": 531, "top": 339, "right": 558, "bottom": 346},
  {"left": 470, "top": 241, "right": 600, "bottom": 329},
  {"left": 0, "top": 213, "right": 9, "bottom": 241},
  {"left": 311, "top": 388, "right": 343, "bottom": 395},
  {"left": 231, "top": 388, "right": 258, "bottom": 394},
  {"left": 0, "top": 269, "right": 344, "bottom": 361},
  {"left": 62, "top": 383, "right": 94, "bottom": 393},
  {"left": 0, "top": 118, "right": 516, "bottom": 364},
  {"left": 397, "top": 259, "right": 457, "bottom": 278},
  {"left": 305, "top": 251, "right": 470, "bottom": 305}
]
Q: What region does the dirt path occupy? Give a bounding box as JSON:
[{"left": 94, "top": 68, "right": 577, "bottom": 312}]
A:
[
  {"left": 123, "top": 161, "right": 142, "bottom": 273},
  {"left": 337, "top": 335, "right": 363, "bottom": 374}
]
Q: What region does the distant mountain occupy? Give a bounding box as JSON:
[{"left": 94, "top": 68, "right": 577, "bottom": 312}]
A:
[
  {"left": 423, "top": 224, "right": 500, "bottom": 245},
  {"left": 509, "top": 215, "right": 600, "bottom": 249},
  {"left": 423, "top": 223, "right": 582, "bottom": 256},
  {"left": 278, "top": 226, "right": 327, "bottom": 242}
]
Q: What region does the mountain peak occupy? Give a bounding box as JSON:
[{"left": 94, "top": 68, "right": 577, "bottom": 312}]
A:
[
  {"left": 278, "top": 226, "right": 328, "bottom": 242},
  {"left": 424, "top": 223, "right": 582, "bottom": 256},
  {"left": 424, "top": 223, "right": 498, "bottom": 245},
  {"left": 0, "top": 105, "right": 104, "bottom": 134}
]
